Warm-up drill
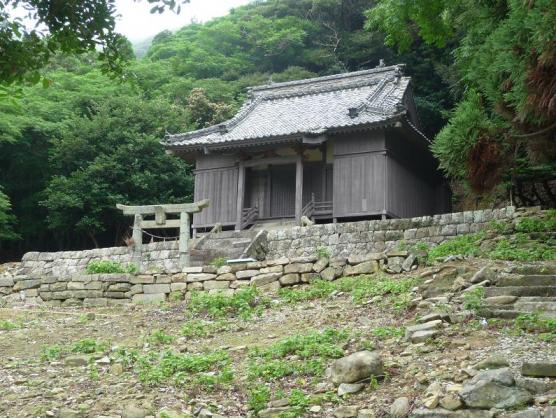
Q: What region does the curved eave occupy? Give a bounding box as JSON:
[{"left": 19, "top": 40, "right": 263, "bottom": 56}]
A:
[{"left": 163, "top": 114, "right": 410, "bottom": 153}]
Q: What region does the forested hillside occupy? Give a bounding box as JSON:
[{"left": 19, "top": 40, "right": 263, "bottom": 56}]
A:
[{"left": 1, "top": 0, "right": 554, "bottom": 259}]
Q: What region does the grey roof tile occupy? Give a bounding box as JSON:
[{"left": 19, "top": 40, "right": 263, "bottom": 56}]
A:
[{"left": 164, "top": 65, "right": 412, "bottom": 150}]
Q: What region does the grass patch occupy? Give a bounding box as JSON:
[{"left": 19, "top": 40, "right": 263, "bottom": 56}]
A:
[
  {"left": 515, "top": 313, "right": 556, "bottom": 342},
  {"left": 487, "top": 235, "right": 556, "bottom": 262},
  {"left": 428, "top": 232, "right": 484, "bottom": 262},
  {"left": 181, "top": 319, "right": 228, "bottom": 339},
  {"left": 85, "top": 260, "right": 138, "bottom": 274},
  {"left": 210, "top": 257, "right": 227, "bottom": 268},
  {"left": 0, "top": 319, "right": 20, "bottom": 330},
  {"left": 279, "top": 274, "right": 419, "bottom": 310},
  {"left": 248, "top": 329, "right": 350, "bottom": 382},
  {"left": 136, "top": 349, "right": 232, "bottom": 390},
  {"left": 371, "top": 326, "right": 404, "bottom": 340},
  {"left": 188, "top": 287, "right": 269, "bottom": 320}
]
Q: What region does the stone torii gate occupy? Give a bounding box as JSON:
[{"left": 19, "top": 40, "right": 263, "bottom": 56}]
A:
[{"left": 116, "top": 200, "right": 210, "bottom": 269}]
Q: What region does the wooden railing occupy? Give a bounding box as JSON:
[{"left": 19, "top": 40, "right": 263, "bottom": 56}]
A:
[
  {"left": 302, "top": 194, "right": 333, "bottom": 219},
  {"left": 241, "top": 206, "right": 259, "bottom": 229}
]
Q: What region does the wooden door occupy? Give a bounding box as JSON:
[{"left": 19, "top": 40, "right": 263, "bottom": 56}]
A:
[{"left": 270, "top": 165, "right": 295, "bottom": 218}]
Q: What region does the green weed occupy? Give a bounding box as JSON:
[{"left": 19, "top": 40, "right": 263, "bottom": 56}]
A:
[
  {"left": 316, "top": 247, "right": 331, "bottom": 259},
  {"left": 188, "top": 287, "right": 269, "bottom": 320},
  {"left": 210, "top": 257, "right": 227, "bottom": 268},
  {"left": 248, "top": 329, "right": 350, "bottom": 382},
  {"left": 514, "top": 313, "right": 556, "bottom": 342},
  {"left": 85, "top": 260, "right": 138, "bottom": 274},
  {"left": 487, "top": 236, "right": 556, "bottom": 261},
  {"left": 148, "top": 330, "right": 175, "bottom": 345},
  {"left": 71, "top": 338, "right": 109, "bottom": 354},
  {"left": 136, "top": 349, "right": 232, "bottom": 390},
  {"left": 248, "top": 384, "right": 271, "bottom": 412},
  {"left": 463, "top": 287, "right": 485, "bottom": 311},
  {"left": 40, "top": 345, "right": 63, "bottom": 362},
  {"left": 181, "top": 319, "right": 228, "bottom": 338}
]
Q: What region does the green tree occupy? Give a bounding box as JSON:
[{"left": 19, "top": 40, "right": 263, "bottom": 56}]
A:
[
  {"left": 366, "top": 0, "right": 556, "bottom": 200},
  {"left": 0, "top": 0, "right": 189, "bottom": 88},
  {"left": 0, "top": 187, "right": 18, "bottom": 241}
]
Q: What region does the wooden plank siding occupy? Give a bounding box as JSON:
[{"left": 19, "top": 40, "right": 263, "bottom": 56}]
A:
[
  {"left": 332, "top": 131, "right": 386, "bottom": 218},
  {"left": 193, "top": 154, "right": 239, "bottom": 227}
]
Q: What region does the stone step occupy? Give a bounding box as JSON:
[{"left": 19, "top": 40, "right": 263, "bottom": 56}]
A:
[
  {"left": 485, "top": 286, "right": 556, "bottom": 298},
  {"left": 509, "top": 264, "right": 556, "bottom": 275},
  {"left": 497, "top": 274, "right": 556, "bottom": 287},
  {"left": 478, "top": 308, "right": 556, "bottom": 320}
]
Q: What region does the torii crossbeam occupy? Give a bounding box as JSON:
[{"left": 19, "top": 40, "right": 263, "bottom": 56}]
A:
[{"left": 117, "top": 199, "right": 210, "bottom": 269}]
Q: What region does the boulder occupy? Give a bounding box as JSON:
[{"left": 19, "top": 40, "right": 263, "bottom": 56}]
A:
[
  {"left": 330, "top": 350, "right": 383, "bottom": 385},
  {"left": 284, "top": 263, "right": 314, "bottom": 274},
  {"left": 235, "top": 270, "right": 260, "bottom": 279},
  {"left": 509, "top": 410, "right": 541, "bottom": 418},
  {"left": 402, "top": 254, "right": 417, "bottom": 271},
  {"left": 279, "top": 273, "right": 300, "bottom": 286},
  {"left": 387, "top": 257, "right": 405, "bottom": 273},
  {"left": 405, "top": 320, "right": 443, "bottom": 341},
  {"left": 64, "top": 355, "right": 89, "bottom": 367},
  {"left": 459, "top": 368, "right": 533, "bottom": 409},
  {"left": 251, "top": 272, "right": 281, "bottom": 286}
]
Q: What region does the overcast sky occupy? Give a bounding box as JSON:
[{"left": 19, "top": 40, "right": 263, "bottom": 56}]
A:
[{"left": 115, "top": 0, "right": 252, "bottom": 41}]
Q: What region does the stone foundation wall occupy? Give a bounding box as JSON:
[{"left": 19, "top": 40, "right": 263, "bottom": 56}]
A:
[{"left": 266, "top": 206, "right": 527, "bottom": 259}]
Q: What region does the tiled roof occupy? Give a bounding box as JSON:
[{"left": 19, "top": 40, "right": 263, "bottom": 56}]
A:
[{"left": 163, "top": 65, "right": 414, "bottom": 150}]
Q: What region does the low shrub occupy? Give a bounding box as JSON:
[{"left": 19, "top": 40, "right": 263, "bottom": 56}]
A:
[
  {"left": 463, "top": 287, "right": 485, "bottom": 311},
  {"left": 71, "top": 338, "right": 110, "bottom": 354},
  {"left": 427, "top": 232, "right": 484, "bottom": 262}
]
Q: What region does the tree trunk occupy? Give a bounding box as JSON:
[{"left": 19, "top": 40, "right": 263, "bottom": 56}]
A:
[{"left": 88, "top": 231, "right": 99, "bottom": 248}]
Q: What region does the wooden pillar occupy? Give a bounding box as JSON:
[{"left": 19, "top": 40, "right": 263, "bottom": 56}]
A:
[
  {"left": 236, "top": 161, "right": 245, "bottom": 231},
  {"left": 295, "top": 153, "right": 303, "bottom": 224},
  {"left": 179, "top": 211, "right": 190, "bottom": 267},
  {"left": 132, "top": 214, "right": 143, "bottom": 269}
]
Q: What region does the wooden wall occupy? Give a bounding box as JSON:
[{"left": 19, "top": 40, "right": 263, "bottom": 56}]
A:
[
  {"left": 332, "top": 131, "right": 386, "bottom": 217},
  {"left": 386, "top": 156, "right": 436, "bottom": 218},
  {"left": 193, "top": 154, "right": 238, "bottom": 227}
]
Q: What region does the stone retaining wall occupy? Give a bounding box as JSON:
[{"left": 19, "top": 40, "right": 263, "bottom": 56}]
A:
[
  {"left": 266, "top": 206, "right": 527, "bottom": 259},
  {"left": 18, "top": 240, "right": 181, "bottom": 278},
  {"left": 0, "top": 251, "right": 417, "bottom": 306}
]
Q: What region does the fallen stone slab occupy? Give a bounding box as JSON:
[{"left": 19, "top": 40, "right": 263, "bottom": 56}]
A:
[
  {"left": 410, "top": 330, "right": 440, "bottom": 343},
  {"left": 521, "top": 361, "right": 556, "bottom": 377}
]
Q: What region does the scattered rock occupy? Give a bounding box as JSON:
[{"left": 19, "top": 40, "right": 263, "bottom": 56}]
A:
[
  {"left": 439, "top": 393, "right": 463, "bottom": 411},
  {"left": 64, "top": 355, "right": 89, "bottom": 367},
  {"left": 330, "top": 351, "right": 383, "bottom": 385},
  {"left": 405, "top": 320, "right": 443, "bottom": 341},
  {"left": 258, "top": 407, "right": 290, "bottom": 418},
  {"left": 338, "top": 382, "right": 365, "bottom": 396},
  {"left": 334, "top": 405, "right": 359, "bottom": 418},
  {"left": 390, "top": 397, "right": 410, "bottom": 418},
  {"left": 122, "top": 404, "right": 150, "bottom": 418},
  {"left": 509, "top": 409, "right": 541, "bottom": 418},
  {"left": 309, "top": 405, "right": 322, "bottom": 413},
  {"left": 473, "top": 355, "right": 509, "bottom": 370}
]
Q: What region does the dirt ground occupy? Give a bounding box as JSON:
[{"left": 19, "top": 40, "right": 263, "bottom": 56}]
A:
[{"left": 0, "top": 264, "right": 554, "bottom": 418}]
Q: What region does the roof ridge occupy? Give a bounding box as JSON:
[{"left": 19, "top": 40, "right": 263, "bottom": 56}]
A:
[{"left": 249, "top": 64, "right": 404, "bottom": 93}]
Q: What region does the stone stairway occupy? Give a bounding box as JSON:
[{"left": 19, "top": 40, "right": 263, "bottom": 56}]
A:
[
  {"left": 189, "top": 230, "right": 264, "bottom": 266},
  {"left": 480, "top": 264, "right": 556, "bottom": 320}
]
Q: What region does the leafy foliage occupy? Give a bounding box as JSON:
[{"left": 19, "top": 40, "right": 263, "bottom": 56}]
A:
[
  {"left": 0, "top": 188, "right": 18, "bottom": 241},
  {"left": 366, "top": 0, "right": 556, "bottom": 197}
]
